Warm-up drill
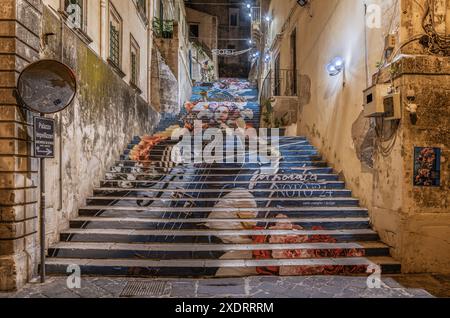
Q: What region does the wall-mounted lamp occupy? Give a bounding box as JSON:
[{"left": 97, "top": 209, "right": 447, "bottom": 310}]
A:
[
  {"left": 264, "top": 53, "right": 271, "bottom": 63},
  {"left": 326, "top": 56, "right": 346, "bottom": 86},
  {"left": 326, "top": 57, "right": 345, "bottom": 76},
  {"left": 265, "top": 15, "right": 271, "bottom": 22}
]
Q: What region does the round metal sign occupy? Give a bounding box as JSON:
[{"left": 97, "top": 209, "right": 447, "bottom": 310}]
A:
[{"left": 17, "top": 59, "right": 77, "bottom": 114}]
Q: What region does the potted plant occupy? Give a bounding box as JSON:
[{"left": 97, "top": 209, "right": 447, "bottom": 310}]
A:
[
  {"left": 273, "top": 113, "right": 289, "bottom": 137},
  {"left": 261, "top": 98, "right": 275, "bottom": 137},
  {"left": 162, "top": 19, "right": 174, "bottom": 39}
]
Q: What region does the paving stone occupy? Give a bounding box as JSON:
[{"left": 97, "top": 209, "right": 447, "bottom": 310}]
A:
[
  {"left": 197, "top": 278, "right": 246, "bottom": 297},
  {"left": 2, "top": 276, "right": 439, "bottom": 298},
  {"left": 169, "top": 281, "right": 197, "bottom": 298}
]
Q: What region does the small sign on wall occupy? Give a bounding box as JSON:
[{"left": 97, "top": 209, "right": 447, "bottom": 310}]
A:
[
  {"left": 34, "top": 117, "right": 55, "bottom": 159},
  {"left": 413, "top": 147, "right": 441, "bottom": 187}
]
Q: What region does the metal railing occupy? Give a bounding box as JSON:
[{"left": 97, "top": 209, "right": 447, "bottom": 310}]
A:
[
  {"left": 260, "top": 69, "right": 298, "bottom": 103},
  {"left": 251, "top": 7, "right": 261, "bottom": 24}
]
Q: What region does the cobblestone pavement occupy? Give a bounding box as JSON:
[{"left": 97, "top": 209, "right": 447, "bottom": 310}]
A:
[{"left": 0, "top": 275, "right": 439, "bottom": 298}]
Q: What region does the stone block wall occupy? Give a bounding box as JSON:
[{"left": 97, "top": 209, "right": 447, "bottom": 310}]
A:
[
  {"left": 0, "top": 0, "right": 42, "bottom": 291},
  {"left": 0, "top": 2, "right": 160, "bottom": 291}
]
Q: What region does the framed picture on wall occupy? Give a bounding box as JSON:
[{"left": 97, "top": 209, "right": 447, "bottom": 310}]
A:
[{"left": 413, "top": 147, "right": 442, "bottom": 187}]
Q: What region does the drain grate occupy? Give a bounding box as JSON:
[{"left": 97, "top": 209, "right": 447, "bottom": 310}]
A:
[{"left": 120, "top": 281, "right": 170, "bottom": 298}]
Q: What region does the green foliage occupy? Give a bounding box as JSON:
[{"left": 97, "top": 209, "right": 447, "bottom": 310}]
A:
[
  {"left": 152, "top": 18, "right": 174, "bottom": 38},
  {"left": 261, "top": 98, "right": 275, "bottom": 128}
]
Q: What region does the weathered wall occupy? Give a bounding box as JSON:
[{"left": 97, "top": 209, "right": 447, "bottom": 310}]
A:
[
  {"left": 42, "top": 0, "right": 152, "bottom": 101},
  {"left": 0, "top": 0, "right": 42, "bottom": 291},
  {"left": 266, "top": 0, "right": 450, "bottom": 273},
  {"left": 40, "top": 6, "right": 159, "bottom": 247},
  {"left": 153, "top": 21, "right": 192, "bottom": 114}
]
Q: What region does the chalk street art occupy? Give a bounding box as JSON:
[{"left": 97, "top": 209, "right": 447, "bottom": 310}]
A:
[
  {"left": 413, "top": 147, "right": 441, "bottom": 187},
  {"left": 89, "top": 79, "right": 370, "bottom": 277}
]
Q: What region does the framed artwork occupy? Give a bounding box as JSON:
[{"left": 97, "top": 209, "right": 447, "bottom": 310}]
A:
[{"left": 413, "top": 147, "right": 441, "bottom": 187}]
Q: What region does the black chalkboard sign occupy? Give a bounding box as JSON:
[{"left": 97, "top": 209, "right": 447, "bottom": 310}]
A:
[{"left": 34, "top": 117, "right": 55, "bottom": 158}]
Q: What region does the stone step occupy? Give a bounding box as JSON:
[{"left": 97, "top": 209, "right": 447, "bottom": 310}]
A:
[
  {"left": 132, "top": 140, "right": 311, "bottom": 147},
  {"left": 44, "top": 256, "right": 401, "bottom": 276},
  {"left": 100, "top": 180, "right": 346, "bottom": 188},
  {"left": 104, "top": 172, "right": 340, "bottom": 181},
  {"left": 92, "top": 189, "right": 353, "bottom": 198},
  {"left": 109, "top": 166, "right": 330, "bottom": 174},
  {"left": 48, "top": 242, "right": 390, "bottom": 260},
  {"left": 78, "top": 206, "right": 369, "bottom": 218},
  {"left": 126, "top": 146, "right": 318, "bottom": 152},
  {"left": 69, "top": 216, "right": 369, "bottom": 230},
  {"left": 127, "top": 145, "right": 314, "bottom": 152},
  {"left": 117, "top": 158, "right": 330, "bottom": 166},
  {"left": 116, "top": 153, "right": 324, "bottom": 164},
  {"left": 60, "top": 228, "right": 379, "bottom": 243},
  {"left": 85, "top": 196, "right": 360, "bottom": 207}
]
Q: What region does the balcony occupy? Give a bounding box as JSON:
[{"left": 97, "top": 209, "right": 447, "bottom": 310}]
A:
[
  {"left": 260, "top": 69, "right": 298, "bottom": 99},
  {"left": 260, "top": 69, "right": 299, "bottom": 129}
]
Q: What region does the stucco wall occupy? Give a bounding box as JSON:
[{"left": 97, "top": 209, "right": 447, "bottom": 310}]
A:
[
  {"left": 40, "top": 6, "right": 159, "bottom": 247},
  {"left": 42, "top": 0, "right": 152, "bottom": 101},
  {"left": 265, "top": 0, "right": 450, "bottom": 273}
]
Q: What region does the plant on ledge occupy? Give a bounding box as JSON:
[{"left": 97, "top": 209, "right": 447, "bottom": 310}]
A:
[
  {"left": 261, "top": 98, "right": 275, "bottom": 128},
  {"left": 152, "top": 18, "right": 174, "bottom": 39}
]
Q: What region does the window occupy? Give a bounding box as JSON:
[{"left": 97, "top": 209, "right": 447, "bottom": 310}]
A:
[
  {"left": 63, "top": 0, "right": 87, "bottom": 31},
  {"left": 109, "top": 3, "right": 122, "bottom": 69},
  {"left": 136, "top": 0, "right": 146, "bottom": 16},
  {"left": 229, "top": 8, "right": 239, "bottom": 27},
  {"left": 130, "top": 35, "right": 140, "bottom": 87},
  {"left": 189, "top": 24, "right": 199, "bottom": 39},
  {"left": 135, "top": 0, "right": 148, "bottom": 25},
  {"left": 159, "top": 0, "right": 164, "bottom": 20}
]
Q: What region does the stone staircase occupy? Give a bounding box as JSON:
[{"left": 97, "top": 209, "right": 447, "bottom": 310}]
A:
[{"left": 45, "top": 79, "right": 400, "bottom": 277}]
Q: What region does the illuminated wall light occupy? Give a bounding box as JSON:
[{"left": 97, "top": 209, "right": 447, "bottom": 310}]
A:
[
  {"left": 326, "top": 56, "right": 345, "bottom": 76},
  {"left": 265, "top": 15, "right": 271, "bottom": 22}
]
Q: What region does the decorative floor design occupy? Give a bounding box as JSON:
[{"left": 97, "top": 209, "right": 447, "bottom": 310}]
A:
[{"left": 45, "top": 79, "right": 401, "bottom": 277}]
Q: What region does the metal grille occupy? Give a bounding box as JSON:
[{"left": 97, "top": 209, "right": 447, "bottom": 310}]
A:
[
  {"left": 131, "top": 52, "right": 137, "bottom": 85},
  {"left": 110, "top": 23, "right": 120, "bottom": 66},
  {"left": 120, "top": 281, "right": 170, "bottom": 297},
  {"left": 251, "top": 7, "right": 261, "bottom": 24}
]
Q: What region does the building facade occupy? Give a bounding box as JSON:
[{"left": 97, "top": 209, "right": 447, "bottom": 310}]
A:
[
  {"left": 256, "top": 0, "right": 450, "bottom": 273},
  {"left": 185, "top": 0, "right": 255, "bottom": 78}
]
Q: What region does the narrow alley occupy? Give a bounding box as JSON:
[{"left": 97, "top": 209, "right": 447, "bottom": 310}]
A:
[{"left": 0, "top": 0, "right": 449, "bottom": 304}]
